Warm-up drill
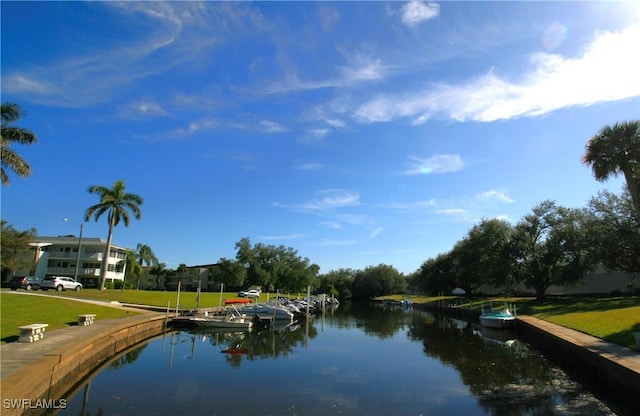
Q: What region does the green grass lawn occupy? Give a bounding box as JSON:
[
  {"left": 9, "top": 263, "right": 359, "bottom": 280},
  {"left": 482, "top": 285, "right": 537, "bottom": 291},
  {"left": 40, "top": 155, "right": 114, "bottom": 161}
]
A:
[
  {"left": 379, "top": 294, "right": 640, "bottom": 350},
  {"left": 0, "top": 288, "right": 269, "bottom": 344},
  {"left": 1, "top": 292, "right": 139, "bottom": 344},
  {"left": 513, "top": 296, "right": 640, "bottom": 349},
  {"left": 3, "top": 288, "right": 274, "bottom": 308},
  {"left": 3, "top": 290, "right": 639, "bottom": 349}
]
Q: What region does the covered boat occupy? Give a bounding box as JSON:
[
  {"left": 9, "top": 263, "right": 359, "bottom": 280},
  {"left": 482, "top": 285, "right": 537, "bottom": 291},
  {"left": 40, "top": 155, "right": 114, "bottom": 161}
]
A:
[{"left": 479, "top": 302, "right": 516, "bottom": 329}]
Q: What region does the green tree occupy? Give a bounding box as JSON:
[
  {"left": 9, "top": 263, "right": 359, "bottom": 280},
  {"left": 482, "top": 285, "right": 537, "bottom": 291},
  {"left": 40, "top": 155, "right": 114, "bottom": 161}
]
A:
[
  {"left": 319, "top": 268, "right": 356, "bottom": 299},
  {"left": 583, "top": 120, "right": 640, "bottom": 219},
  {"left": 234, "top": 237, "right": 319, "bottom": 293},
  {"left": 352, "top": 264, "right": 406, "bottom": 300},
  {"left": 1, "top": 220, "right": 37, "bottom": 280},
  {"left": 459, "top": 218, "right": 514, "bottom": 293},
  {"left": 211, "top": 258, "right": 247, "bottom": 289},
  {"left": 84, "top": 180, "right": 143, "bottom": 290},
  {"left": 510, "top": 201, "right": 593, "bottom": 299},
  {"left": 415, "top": 253, "right": 456, "bottom": 295},
  {"left": 136, "top": 243, "right": 158, "bottom": 267},
  {"left": 585, "top": 189, "right": 640, "bottom": 284},
  {"left": 150, "top": 262, "right": 168, "bottom": 289},
  {"left": 119, "top": 249, "right": 143, "bottom": 290},
  {"left": 1, "top": 102, "right": 38, "bottom": 186}
]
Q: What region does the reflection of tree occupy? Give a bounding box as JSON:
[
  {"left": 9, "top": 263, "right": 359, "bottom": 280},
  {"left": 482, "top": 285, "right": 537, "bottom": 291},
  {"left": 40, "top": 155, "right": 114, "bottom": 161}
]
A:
[
  {"left": 334, "top": 301, "right": 412, "bottom": 338},
  {"left": 406, "top": 311, "right": 575, "bottom": 416},
  {"left": 190, "top": 320, "right": 317, "bottom": 367},
  {"left": 109, "top": 343, "right": 149, "bottom": 369}
]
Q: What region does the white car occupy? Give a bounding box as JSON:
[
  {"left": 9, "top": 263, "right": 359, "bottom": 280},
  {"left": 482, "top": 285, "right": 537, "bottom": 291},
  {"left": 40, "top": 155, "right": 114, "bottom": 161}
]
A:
[
  {"left": 40, "top": 276, "right": 83, "bottom": 291},
  {"left": 238, "top": 289, "right": 261, "bottom": 298}
]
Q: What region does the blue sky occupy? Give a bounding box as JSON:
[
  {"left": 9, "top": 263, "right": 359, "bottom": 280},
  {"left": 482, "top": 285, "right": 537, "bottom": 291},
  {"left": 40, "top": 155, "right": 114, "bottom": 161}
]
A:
[{"left": 2, "top": 1, "right": 639, "bottom": 274}]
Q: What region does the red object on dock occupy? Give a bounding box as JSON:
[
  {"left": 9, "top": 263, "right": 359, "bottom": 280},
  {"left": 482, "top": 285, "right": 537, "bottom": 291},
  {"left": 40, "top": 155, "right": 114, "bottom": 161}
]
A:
[{"left": 224, "top": 298, "right": 251, "bottom": 305}]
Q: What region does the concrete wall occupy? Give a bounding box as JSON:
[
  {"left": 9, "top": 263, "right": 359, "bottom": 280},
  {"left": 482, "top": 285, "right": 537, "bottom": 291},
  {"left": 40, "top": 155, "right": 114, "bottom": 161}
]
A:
[
  {"left": 516, "top": 316, "right": 640, "bottom": 414},
  {"left": 1, "top": 315, "right": 167, "bottom": 416}
]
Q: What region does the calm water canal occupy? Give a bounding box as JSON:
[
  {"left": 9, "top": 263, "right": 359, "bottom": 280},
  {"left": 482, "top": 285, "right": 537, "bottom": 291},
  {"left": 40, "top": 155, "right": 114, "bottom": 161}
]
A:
[{"left": 59, "top": 302, "right": 627, "bottom": 416}]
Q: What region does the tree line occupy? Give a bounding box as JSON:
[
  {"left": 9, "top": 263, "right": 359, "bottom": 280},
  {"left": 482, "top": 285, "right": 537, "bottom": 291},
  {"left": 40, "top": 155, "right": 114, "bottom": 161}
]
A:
[{"left": 2, "top": 101, "right": 638, "bottom": 299}]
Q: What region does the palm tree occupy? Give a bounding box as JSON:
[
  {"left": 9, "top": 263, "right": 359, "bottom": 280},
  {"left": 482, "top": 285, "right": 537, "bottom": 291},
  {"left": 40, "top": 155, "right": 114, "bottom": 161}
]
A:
[
  {"left": 119, "top": 249, "right": 143, "bottom": 290},
  {"left": 84, "top": 180, "right": 143, "bottom": 290},
  {"left": 150, "top": 262, "right": 168, "bottom": 290},
  {"left": 136, "top": 243, "right": 159, "bottom": 267},
  {"left": 584, "top": 120, "right": 640, "bottom": 219},
  {"left": 1, "top": 102, "right": 38, "bottom": 186}
]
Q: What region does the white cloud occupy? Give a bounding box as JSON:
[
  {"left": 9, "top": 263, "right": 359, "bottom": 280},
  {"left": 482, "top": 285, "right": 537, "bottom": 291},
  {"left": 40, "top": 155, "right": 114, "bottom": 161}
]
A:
[
  {"left": 383, "top": 199, "right": 436, "bottom": 211},
  {"left": 258, "top": 120, "right": 288, "bottom": 133},
  {"left": 292, "top": 162, "right": 323, "bottom": 171},
  {"left": 401, "top": 155, "right": 464, "bottom": 175},
  {"left": 314, "top": 239, "right": 358, "bottom": 247},
  {"left": 259, "top": 234, "right": 304, "bottom": 241},
  {"left": 476, "top": 190, "right": 515, "bottom": 203},
  {"left": 369, "top": 227, "right": 383, "bottom": 239},
  {"left": 401, "top": 1, "right": 440, "bottom": 27},
  {"left": 354, "top": 23, "right": 640, "bottom": 123},
  {"left": 274, "top": 189, "right": 360, "bottom": 213},
  {"left": 120, "top": 100, "right": 170, "bottom": 118}
]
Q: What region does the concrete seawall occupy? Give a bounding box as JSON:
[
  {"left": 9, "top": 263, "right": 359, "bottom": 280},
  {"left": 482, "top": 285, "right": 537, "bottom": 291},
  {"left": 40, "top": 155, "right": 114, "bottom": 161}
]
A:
[
  {"left": 517, "top": 315, "right": 640, "bottom": 414},
  {"left": 421, "top": 304, "right": 640, "bottom": 414},
  {"left": 1, "top": 314, "right": 168, "bottom": 416},
  {"left": 2, "top": 305, "right": 639, "bottom": 415}
]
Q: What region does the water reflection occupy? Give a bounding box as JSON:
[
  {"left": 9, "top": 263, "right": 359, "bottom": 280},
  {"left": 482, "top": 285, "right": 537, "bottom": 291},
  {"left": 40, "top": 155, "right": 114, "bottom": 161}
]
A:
[{"left": 59, "top": 302, "right": 623, "bottom": 416}]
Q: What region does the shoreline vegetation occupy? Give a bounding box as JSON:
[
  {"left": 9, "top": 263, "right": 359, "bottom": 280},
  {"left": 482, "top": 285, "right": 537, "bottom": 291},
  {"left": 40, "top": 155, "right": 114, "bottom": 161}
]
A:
[{"left": 1, "top": 289, "right": 639, "bottom": 349}]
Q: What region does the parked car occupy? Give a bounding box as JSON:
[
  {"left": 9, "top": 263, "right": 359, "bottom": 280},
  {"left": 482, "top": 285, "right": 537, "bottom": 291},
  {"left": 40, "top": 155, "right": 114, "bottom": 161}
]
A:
[
  {"left": 237, "top": 289, "right": 261, "bottom": 298},
  {"left": 10, "top": 276, "right": 42, "bottom": 291},
  {"left": 40, "top": 276, "right": 82, "bottom": 291}
]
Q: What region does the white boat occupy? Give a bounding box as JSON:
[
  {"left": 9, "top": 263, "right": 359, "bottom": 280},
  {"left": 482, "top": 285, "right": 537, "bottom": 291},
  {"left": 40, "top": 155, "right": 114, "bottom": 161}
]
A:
[
  {"left": 479, "top": 302, "right": 516, "bottom": 329},
  {"left": 240, "top": 303, "right": 295, "bottom": 321},
  {"left": 189, "top": 308, "right": 253, "bottom": 330}
]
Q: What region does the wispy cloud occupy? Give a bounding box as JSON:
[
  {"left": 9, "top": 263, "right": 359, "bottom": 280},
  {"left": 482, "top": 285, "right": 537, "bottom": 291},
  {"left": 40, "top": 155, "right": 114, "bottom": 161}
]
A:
[
  {"left": 313, "top": 239, "right": 358, "bottom": 247},
  {"left": 292, "top": 162, "right": 323, "bottom": 171},
  {"left": 400, "top": 1, "right": 440, "bottom": 27},
  {"left": 353, "top": 23, "right": 640, "bottom": 124},
  {"left": 119, "top": 100, "right": 170, "bottom": 119},
  {"left": 369, "top": 227, "right": 383, "bottom": 239},
  {"left": 476, "top": 190, "right": 515, "bottom": 203},
  {"left": 259, "top": 234, "right": 304, "bottom": 241},
  {"left": 401, "top": 155, "right": 464, "bottom": 175},
  {"left": 258, "top": 120, "right": 288, "bottom": 133},
  {"left": 274, "top": 189, "right": 360, "bottom": 213},
  {"left": 382, "top": 199, "right": 436, "bottom": 212}
]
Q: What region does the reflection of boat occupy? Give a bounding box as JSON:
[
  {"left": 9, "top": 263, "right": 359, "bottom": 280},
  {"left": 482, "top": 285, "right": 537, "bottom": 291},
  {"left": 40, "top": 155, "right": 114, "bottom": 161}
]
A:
[
  {"left": 474, "top": 325, "right": 517, "bottom": 347},
  {"left": 479, "top": 302, "right": 516, "bottom": 329}
]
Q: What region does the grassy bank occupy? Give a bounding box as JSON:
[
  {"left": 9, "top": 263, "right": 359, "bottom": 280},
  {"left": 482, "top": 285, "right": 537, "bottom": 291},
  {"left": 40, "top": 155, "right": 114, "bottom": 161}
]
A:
[
  {"left": 0, "top": 288, "right": 270, "bottom": 344},
  {"left": 1, "top": 293, "right": 138, "bottom": 343},
  {"left": 3, "top": 290, "right": 639, "bottom": 350},
  {"left": 379, "top": 294, "right": 640, "bottom": 350}
]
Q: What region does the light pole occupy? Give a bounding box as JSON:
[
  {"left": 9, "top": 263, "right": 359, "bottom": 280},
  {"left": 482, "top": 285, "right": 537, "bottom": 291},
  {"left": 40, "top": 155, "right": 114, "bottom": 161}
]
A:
[{"left": 63, "top": 219, "right": 84, "bottom": 281}]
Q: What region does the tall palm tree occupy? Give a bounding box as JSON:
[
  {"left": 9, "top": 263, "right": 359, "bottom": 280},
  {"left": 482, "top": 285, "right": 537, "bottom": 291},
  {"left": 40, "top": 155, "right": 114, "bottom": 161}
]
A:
[
  {"left": 136, "top": 243, "right": 159, "bottom": 267},
  {"left": 584, "top": 120, "right": 640, "bottom": 219},
  {"left": 84, "top": 180, "right": 143, "bottom": 290},
  {"left": 1, "top": 102, "right": 38, "bottom": 186}
]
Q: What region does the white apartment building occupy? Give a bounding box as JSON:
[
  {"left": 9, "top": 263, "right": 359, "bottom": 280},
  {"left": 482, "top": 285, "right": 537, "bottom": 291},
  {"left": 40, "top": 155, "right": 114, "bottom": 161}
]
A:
[{"left": 30, "top": 236, "right": 129, "bottom": 287}]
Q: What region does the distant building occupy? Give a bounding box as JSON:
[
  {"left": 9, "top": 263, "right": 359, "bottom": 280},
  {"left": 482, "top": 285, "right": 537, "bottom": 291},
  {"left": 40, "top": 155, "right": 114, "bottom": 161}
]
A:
[
  {"left": 25, "top": 236, "right": 129, "bottom": 287},
  {"left": 162, "top": 264, "right": 221, "bottom": 292}
]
